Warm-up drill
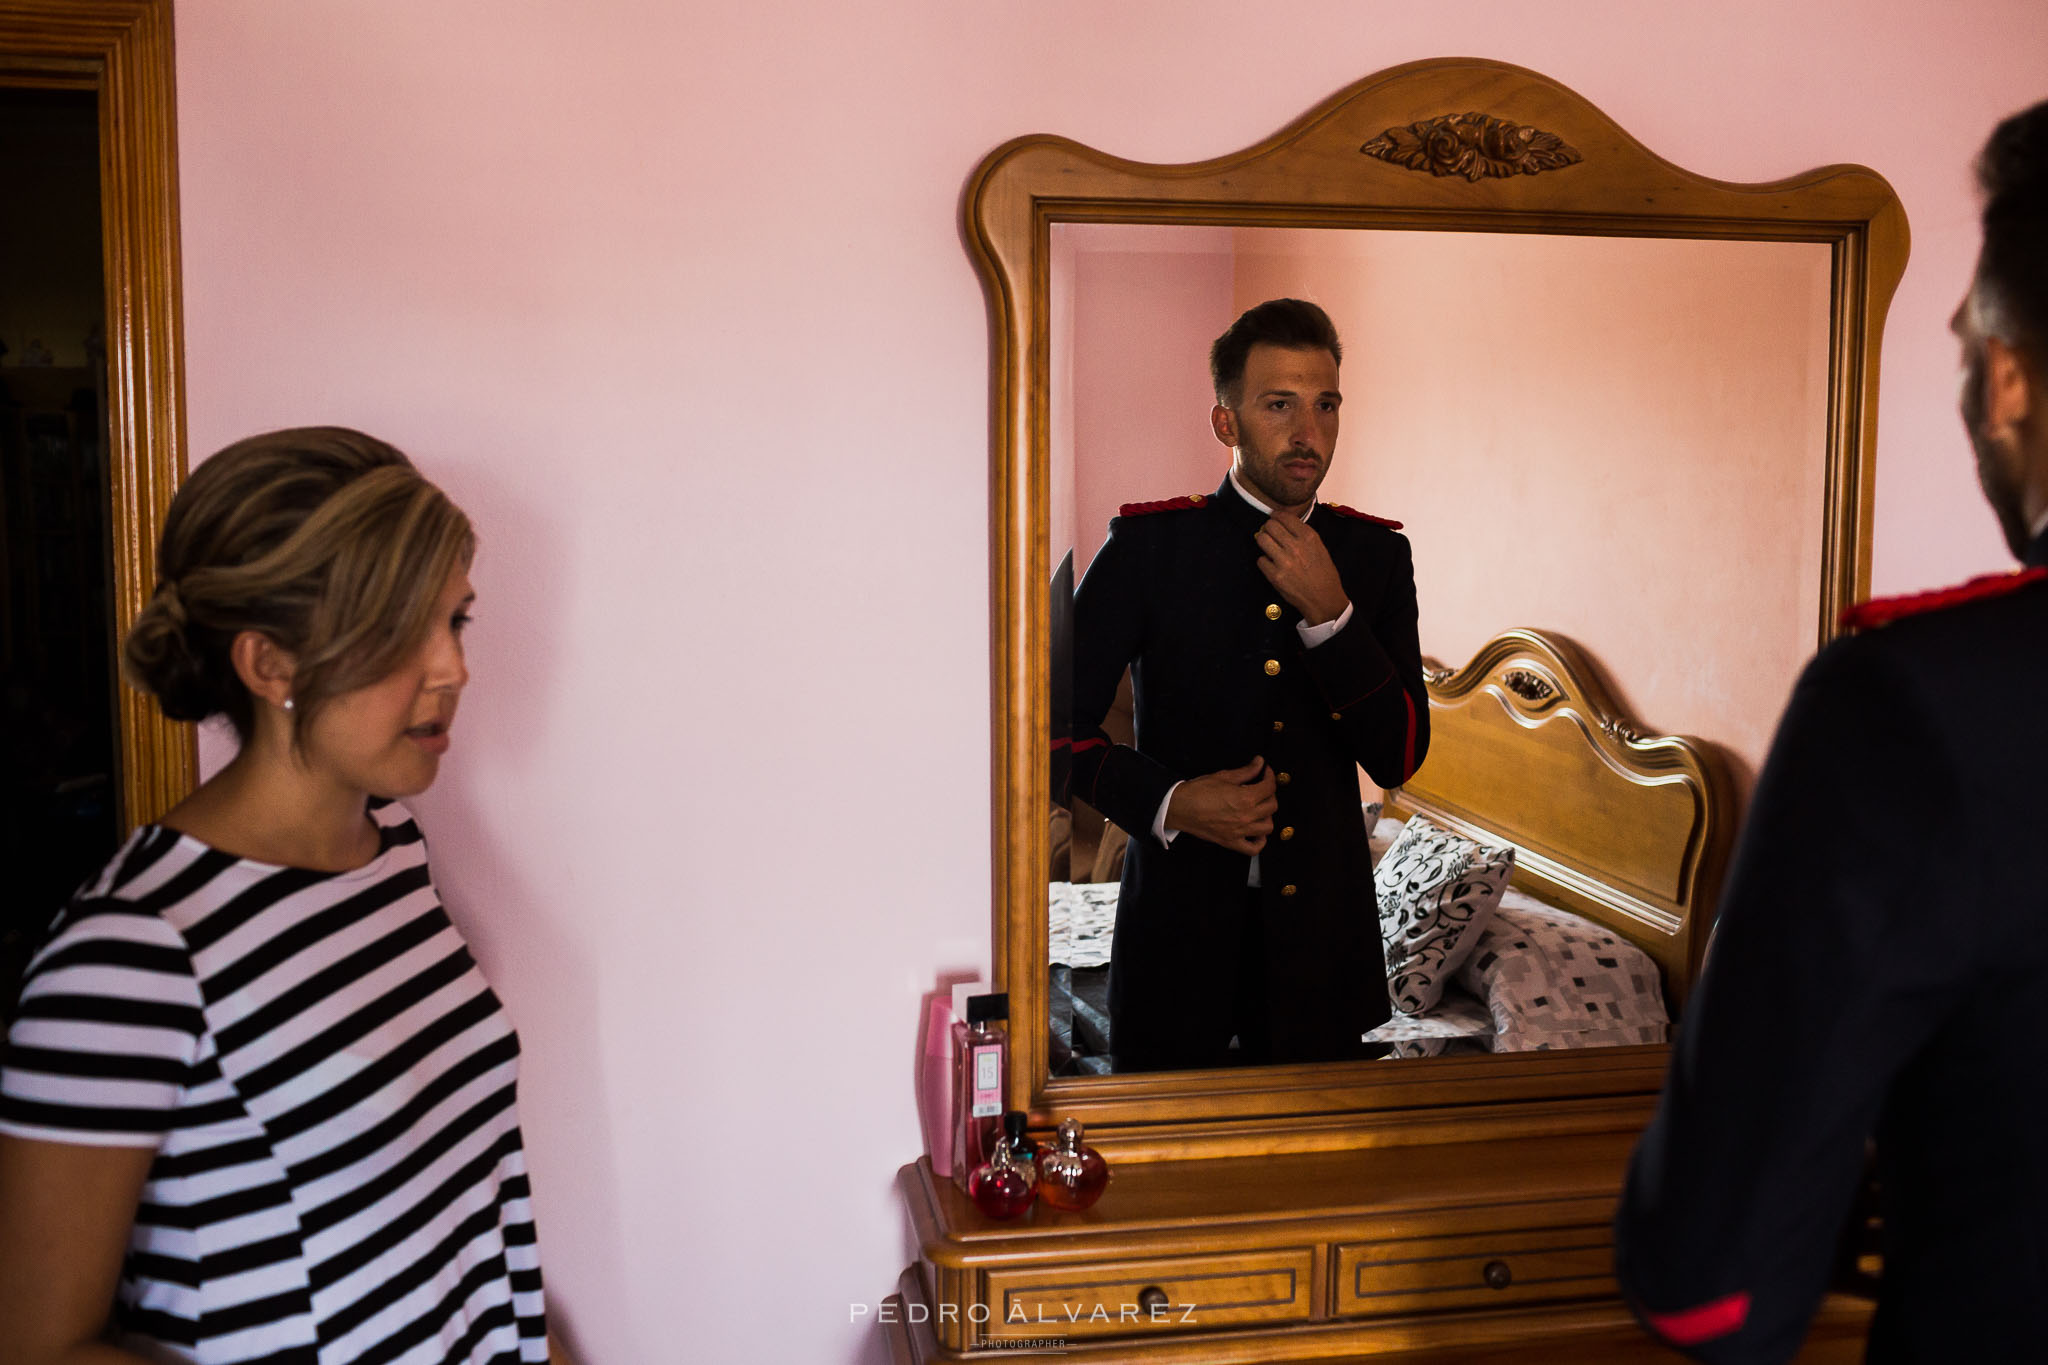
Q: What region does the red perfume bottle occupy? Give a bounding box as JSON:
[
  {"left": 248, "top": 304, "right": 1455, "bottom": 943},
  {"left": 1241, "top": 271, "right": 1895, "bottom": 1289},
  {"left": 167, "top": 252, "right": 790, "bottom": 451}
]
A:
[
  {"left": 966, "top": 1122, "right": 1035, "bottom": 1220},
  {"left": 1037, "top": 1117, "right": 1110, "bottom": 1211}
]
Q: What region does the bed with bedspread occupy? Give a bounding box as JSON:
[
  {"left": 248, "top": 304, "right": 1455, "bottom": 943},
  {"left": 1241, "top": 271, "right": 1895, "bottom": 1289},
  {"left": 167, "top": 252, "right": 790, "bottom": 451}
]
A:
[{"left": 1048, "top": 627, "right": 1734, "bottom": 1074}]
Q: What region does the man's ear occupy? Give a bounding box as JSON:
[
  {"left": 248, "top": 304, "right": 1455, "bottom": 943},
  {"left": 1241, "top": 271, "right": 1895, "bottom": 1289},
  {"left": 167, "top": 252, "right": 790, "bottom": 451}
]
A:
[
  {"left": 1211, "top": 404, "right": 1238, "bottom": 449},
  {"left": 1984, "top": 336, "right": 2035, "bottom": 435},
  {"left": 230, "top": 630, "right": 298, "bottom": 711}
]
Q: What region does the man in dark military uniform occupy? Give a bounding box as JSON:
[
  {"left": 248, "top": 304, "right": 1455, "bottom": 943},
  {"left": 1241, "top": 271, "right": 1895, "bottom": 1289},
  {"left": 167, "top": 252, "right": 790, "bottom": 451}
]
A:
[
  {"left": 1068, "top": 299, "right": 1428, "bottom": 1072},
  {"left": 1616, "top": 100, "right": 2048, "bottom": 1362}
]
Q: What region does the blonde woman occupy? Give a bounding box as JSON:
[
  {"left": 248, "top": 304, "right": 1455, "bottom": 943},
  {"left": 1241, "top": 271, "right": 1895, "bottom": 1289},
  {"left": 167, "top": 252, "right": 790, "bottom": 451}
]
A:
[{"left": 0, "top": 430, "right": 569, "bottom": 1365}]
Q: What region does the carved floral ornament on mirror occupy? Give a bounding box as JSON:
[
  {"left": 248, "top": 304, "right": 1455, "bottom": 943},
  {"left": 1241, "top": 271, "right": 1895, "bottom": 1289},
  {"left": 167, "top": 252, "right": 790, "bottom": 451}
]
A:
[{"left": 971, "top": 56, "right": 1907, "bottom": 1153}]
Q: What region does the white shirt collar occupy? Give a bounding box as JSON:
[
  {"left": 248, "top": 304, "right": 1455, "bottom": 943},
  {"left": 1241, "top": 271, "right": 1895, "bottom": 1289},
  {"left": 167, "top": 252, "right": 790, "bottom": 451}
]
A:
[
  {"left": 1228, "top": 467, "right": 1315, "bottom": 523},
  {"left": 2030, "top": 504, "right": 2048, "bottom": 541}
]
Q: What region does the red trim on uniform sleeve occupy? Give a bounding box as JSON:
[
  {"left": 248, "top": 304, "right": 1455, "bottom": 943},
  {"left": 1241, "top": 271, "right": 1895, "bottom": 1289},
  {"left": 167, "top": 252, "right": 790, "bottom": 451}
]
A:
[
  {"left": 1401, "top": 690, "right": 1417, "bottom": 780},
  {"left": 1118, "top": 493, "right": 1206, "bottom": 517},
  {"left": 1070, "top": 738, "right": 1106, "bottom": 753},
  {"left": 1323, "top": 502, "right": 1403, "bottom": 529},
  {"left": 1644, "top": 1292, "right": 1751, "bottom": 1346},
  {"left": 1839, "top": 566, "right": 2048, "bottom": 630}
]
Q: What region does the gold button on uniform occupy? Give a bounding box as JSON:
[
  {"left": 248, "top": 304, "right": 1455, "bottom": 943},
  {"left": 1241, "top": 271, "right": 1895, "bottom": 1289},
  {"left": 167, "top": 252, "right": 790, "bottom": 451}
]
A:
[
  {"left": 1264, "top": 659, "right": 1280, "bottom": 676},
  {"left": 1265, "top": 603, "right": 1282, "bottom": 620},
  {"left": 1330, "top": 711, "right": 1343, "bottom": 721},
  {"left": 1271, "top": 719, "right": 1284, "bottom": 733},
  {"left": 1276, "top": 771, "right": 1291, "bottom": 786},
  {"left": 1279, "top": 826, "right": 1295, "bottom": 841},
  {"left": 1281, "top": 884, "right": 1297, "bottom": 897}
]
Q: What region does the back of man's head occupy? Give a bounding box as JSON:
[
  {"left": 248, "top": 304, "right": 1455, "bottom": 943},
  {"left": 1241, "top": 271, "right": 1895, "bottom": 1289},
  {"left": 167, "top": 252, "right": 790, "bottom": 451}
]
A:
[
  {"left": 1977, "top": 99, "right": 2048, "bottom": 355},
  {"left": 1210, "top": 299, "right": 1342, "bottom": 407}
]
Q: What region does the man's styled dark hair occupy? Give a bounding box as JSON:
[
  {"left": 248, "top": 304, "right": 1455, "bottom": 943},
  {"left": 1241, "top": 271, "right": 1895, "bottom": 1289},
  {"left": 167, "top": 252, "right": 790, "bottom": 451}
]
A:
[
  {"left": 1977, "top": 99, "right": 2048, "bottom": 353},
  {"left": 1209, "top": 298, "right": 1342, "bottom": 406}
]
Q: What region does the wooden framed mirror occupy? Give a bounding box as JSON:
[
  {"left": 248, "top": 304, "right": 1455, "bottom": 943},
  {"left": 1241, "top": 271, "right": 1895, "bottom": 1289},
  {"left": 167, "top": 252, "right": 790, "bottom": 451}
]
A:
[{"left": 973, "top": 57, "right": 1907, "bottom": 1153}]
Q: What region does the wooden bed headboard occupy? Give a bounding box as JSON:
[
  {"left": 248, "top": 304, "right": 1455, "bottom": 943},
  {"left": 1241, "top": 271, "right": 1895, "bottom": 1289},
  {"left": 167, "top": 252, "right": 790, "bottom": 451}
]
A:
[{"left": 1386, "top": 628, "right": 1735, "bottom": 1009}]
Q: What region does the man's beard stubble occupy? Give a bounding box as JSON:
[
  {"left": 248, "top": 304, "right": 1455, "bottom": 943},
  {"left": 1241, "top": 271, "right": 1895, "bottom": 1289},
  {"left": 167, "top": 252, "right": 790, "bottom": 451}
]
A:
[
  {"left": 1240, "top": 459, "right": 1308, "bottom": 512},
  {"left": 1972, "top": 431, "right": 2030, "bottom": 559},
  {"left": 1236, "top": 434, "right": 1326, "bottom": 513},
  {"left": 1963, "top": 349, "right": 2034, "bottom": 559}
]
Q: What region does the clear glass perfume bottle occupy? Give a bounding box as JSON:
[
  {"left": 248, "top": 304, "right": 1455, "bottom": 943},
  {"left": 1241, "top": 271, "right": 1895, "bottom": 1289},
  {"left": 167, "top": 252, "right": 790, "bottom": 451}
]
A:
[
  {"left": 966, "top": 1121, "right": 1035, "bottom": 1220},
  {"left": 1002, "top": 1111, "right": 1038, "bottom": 1188},
  {"left": 1037, "top": 1117, "right": 1110, "bottom": 1211}
]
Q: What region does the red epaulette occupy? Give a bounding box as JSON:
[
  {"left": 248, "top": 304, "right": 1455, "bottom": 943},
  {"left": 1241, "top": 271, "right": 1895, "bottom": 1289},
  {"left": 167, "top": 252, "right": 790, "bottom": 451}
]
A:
[
  {"left": 1839, "top": 566, "right": 2048, "bottom": 631},
  {"left": 1324, "top": 502, "right": 1403, "bottom": 530},
  {"left": 1118, "top": 493, "right": 1207, "bottom": 517}
]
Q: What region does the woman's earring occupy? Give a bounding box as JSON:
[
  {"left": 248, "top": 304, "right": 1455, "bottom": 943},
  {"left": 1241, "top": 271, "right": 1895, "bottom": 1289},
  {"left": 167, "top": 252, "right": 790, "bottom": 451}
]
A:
[{"left": 282, "top": 698, "right": 295, "bottom": 712}]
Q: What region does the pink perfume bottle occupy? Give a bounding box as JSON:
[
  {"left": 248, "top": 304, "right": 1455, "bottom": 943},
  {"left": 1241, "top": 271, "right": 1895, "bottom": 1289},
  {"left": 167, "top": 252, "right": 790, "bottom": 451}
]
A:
[
  {"left": 1037, "top": 1117, "right": 1110, "bottom": 1211},
  {"left": 918, "top": 993, "right": 958, "bottom": 1178},
  {"left": 950, "top": 993, "right": 1009, "bottom": 1191},
  {"left": 967, "top": 1122, "right": 1035, "bottom": 1220}
]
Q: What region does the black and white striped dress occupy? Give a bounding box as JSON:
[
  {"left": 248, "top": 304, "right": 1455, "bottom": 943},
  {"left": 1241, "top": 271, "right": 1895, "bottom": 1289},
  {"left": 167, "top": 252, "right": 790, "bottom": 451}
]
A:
[{"left": 0, "top": 802, "right": 548, "bottom": 1364}]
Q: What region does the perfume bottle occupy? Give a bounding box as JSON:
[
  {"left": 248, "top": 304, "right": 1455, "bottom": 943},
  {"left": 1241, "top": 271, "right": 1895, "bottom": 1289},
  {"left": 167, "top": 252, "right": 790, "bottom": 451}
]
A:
[
  {"left": 1037, "top": 1117, "right": 1110, "bottom": 1211},
  {"left": 1002, "top": 1111, "right": 1038, "bottom": 1187},
  {"left": 966, "top": 1122, "right": 1036, "bottom": 1219},
  {"left": 918, "top": 992, "right": 958, "bottom": 1178},
  {"left": 950, "top": 992, "right": 1009, "bottom": 1191}
]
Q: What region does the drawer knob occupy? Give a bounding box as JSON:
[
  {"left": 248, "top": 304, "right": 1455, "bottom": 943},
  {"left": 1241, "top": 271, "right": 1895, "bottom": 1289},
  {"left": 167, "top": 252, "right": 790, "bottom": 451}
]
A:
[
  {"left": 1136, "top": 1286, "right": 1170, "bottom": 1313},
  {"left": 1483, "top": 1259, "right": 1513, "bottom": 1290}
]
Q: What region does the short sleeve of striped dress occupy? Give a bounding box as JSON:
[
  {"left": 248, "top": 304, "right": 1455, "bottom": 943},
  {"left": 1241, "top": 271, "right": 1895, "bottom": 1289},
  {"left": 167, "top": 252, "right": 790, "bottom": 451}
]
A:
[{"left": 0, "top": 803, "right": 549, "bottom": 1365}]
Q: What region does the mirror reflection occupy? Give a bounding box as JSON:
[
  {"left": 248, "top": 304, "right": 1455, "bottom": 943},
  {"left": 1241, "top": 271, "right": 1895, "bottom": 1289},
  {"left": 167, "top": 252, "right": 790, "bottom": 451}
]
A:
[{"left": 1047, "top": 223, "right": 1833, "bottom": 1076}]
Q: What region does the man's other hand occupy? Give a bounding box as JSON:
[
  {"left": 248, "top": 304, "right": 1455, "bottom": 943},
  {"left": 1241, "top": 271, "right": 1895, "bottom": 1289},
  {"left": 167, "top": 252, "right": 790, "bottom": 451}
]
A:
[
  {"left": 1256, "top": 514, "right": 1349, "bottom": 626},
  {"left": 1165, "top": 758, "right": 1278, "bottom": 854}
]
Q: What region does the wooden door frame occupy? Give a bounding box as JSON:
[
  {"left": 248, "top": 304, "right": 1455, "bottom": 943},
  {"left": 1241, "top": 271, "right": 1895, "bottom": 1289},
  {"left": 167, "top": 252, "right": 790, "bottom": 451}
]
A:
[{"left": 1, "top": 0, "right": 193, "bottom": 826}]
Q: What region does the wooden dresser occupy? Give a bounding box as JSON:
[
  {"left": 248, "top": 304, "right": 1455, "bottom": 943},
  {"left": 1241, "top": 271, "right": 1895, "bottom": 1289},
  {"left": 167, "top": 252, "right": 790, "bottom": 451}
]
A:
[{"left": 886, "top": 1131, "right": 1871, "bottom": 1363}]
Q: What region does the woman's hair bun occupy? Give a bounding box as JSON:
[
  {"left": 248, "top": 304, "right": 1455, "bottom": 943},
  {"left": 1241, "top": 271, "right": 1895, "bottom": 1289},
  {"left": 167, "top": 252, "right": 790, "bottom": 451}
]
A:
[{"left": 122, "top": 580, "right": 232, "bottom": 722}]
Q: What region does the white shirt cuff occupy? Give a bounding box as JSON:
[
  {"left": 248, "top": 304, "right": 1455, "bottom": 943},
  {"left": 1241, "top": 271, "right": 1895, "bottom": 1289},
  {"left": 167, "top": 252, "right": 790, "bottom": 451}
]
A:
[
  {"left": 1152, "top": 783, "right": 1181, "bottom": 846},
  {"left": 1297, "top": 599, "right": 1353, "bottom": 648}
]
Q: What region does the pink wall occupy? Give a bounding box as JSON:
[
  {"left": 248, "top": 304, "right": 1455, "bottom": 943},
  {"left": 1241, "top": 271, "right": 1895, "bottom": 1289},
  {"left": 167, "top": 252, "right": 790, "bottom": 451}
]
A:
[
  {"left": 1054, "top": 225, "right": 1234, "bottom": 574},
  {"left": 1240, "top": 229, "right": 1831, "bottom": 786},
  {"left": 168, "top": 3, "right": 2048, "bottom": 1361}
]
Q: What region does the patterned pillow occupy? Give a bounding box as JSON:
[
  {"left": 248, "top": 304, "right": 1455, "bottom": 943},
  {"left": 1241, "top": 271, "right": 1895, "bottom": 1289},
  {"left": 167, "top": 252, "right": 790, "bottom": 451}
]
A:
[
  {"left": 1454, "top": 897, "right": 1669, "bottom": 1050},
  {"left": 1363, "top": 801, "right": 1403, "bottom": 862},
  {"left": 1374, "top": 815, "right": 1515, "bottom": 1015}
]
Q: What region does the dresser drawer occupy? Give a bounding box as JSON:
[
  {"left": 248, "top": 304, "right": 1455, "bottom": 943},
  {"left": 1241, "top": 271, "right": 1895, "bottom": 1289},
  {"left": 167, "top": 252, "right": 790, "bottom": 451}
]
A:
[
  {"left": 981, "top": 1246, "right": 1315, "bottom": 1342},
  {"left": 1335, "top": 1224, "right": 1614, "bottom": 1318}
]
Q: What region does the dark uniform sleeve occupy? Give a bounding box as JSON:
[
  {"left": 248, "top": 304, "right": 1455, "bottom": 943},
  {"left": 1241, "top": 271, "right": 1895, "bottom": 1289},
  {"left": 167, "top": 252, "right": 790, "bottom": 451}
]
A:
[
  {"left": 1614, "top": 641, "right": 1970, "bottom": 1363},
  {"left": 1068, "top": 517, "right": 1180, "bottom": 841},
  {"left": 1299, "top": 529, "right": 1429, "bottom": 788}
]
